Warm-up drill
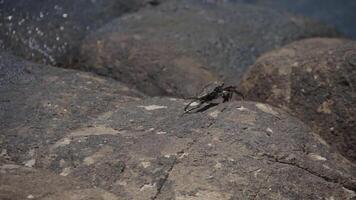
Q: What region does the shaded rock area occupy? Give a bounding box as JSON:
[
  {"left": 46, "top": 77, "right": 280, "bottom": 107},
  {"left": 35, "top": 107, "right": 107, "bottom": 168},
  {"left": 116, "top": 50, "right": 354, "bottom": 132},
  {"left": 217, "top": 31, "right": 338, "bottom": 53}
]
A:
[
  {"left": 239, "top": 38, "right": 356, "bottom": 162},
  {"left": 229, "top": 0, "right": 356, "bottom": 39},
  {"left": 0, "top": 0, "right": 164, "bottom": 66},
  {"left": 0, "top": 51, "right": 143, "bottom": 164},
  {"left": 79, "top": 0, "right": 339, "bottom": 97}
]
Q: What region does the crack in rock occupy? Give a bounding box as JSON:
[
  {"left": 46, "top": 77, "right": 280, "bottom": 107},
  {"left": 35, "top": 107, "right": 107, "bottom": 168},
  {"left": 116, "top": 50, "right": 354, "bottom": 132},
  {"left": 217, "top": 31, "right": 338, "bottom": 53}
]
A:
[
  {"left": 262, "top": 153, "right": 356, "bottom": 192},
  {"left": 152, "top": 157, "right": 177, "bottom": 200}
]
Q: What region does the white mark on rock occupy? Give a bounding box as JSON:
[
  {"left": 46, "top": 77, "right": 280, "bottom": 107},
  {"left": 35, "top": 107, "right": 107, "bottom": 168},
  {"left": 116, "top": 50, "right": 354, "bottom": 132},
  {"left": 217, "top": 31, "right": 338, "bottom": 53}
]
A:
[
  {"left": 323, "top": 164, "right": 331, "bottom": 170},
  {"left": 83, "top": 157, "right": 95, "bottom": 166},
  {"left": 209, "top": 110, "right": 220, "bottom": 118},
  {"left": 256, "top": 103, "right": 279, "bottom": 116},
  {"left": 24, "top": 159, "right": 36, "bottom": 168},
  {"left": 254, "top": 169, "right": 262, "bottom": 178},
  {"left": 237, "top": 106, "right": 248, "bottom": 111},
  {"left": 138, "top": 105, "right": 167, "bottom": 111},
  {"left": 214, "top": 161, "right": 222, "bottom": 169},
  {"left": 62, "top": 13, "right": 68, "bottom": 18},
  {"left": 141, "top": 161, "right": 151, "bottom": 168},
  {"left": 60, "top": 167, "right": 71, "bottom": 176},
  {"left": 266, "top": 128, "right": 273, "bottom": 135},
  {"left": 51, "top": 137, "right": 72, "bottom": 150},
  {"left": 308, "top": 153, "right": 327, "bottom": 161},
  {"left": 156, "top": 131, "right": 167, "bottom": 135},
  {"left": 133, "top": 34, "right": 142, "bottom": 40},
  {"left": 140, "top": 183, "right": 156, "bottom": 191},
  {"left": 59, "top": 159, "right": 66, "bottom": 167},
  {"left": 27, "top": 194, "right": 34, "bottom": 199},
  {"left": 117, "top": 181, "right": 127, "bottom": 186},
  {"left": 179, "top": 152, "right": 189, "bottom": 159},
  {"left": 188, "top": 102, "right": 199, "bottom": 106}
]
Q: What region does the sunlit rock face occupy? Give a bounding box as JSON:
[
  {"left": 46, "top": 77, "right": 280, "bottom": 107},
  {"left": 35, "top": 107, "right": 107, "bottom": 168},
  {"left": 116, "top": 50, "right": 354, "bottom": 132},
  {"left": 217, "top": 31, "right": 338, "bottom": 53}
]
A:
[
  {"left": 79, "top": 0, "right": 339, "bottom": 97},
  {"left": 239, "top": 38, "right": 356, "bottom": 162},
  {"left": 0, "top": 0, "right": 163, "bottom": 66}
]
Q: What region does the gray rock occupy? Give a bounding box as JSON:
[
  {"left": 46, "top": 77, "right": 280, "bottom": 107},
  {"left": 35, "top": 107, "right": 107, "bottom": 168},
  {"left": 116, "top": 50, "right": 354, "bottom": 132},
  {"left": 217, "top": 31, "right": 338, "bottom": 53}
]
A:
[
  {"left": 0, "top": 159, "right": 120, "bottom": 200},
  {"left": 79, "top": 0, "right": 339, "bottom": 97},
  {"left": 32, "top": 98, "right": 356, "bottom": 199},
  {"left": 239, "top": 38, "right": 356, "bottom": 162},
  {"left": 0, "top": 0, "right": 164, "bottom": 65},
  {"left": 0, "top": 51, "right": 143, "bottom": 164},
  {"left": 1, "top": 50, "right": 355, "bottom": 199}
]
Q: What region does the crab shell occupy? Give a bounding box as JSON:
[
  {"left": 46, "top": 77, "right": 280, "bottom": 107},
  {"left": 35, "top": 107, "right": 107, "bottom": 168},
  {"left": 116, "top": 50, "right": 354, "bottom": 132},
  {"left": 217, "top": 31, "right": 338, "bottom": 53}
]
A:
[{"left": 196, "top": 81, "right": 225, "bottom": 99}]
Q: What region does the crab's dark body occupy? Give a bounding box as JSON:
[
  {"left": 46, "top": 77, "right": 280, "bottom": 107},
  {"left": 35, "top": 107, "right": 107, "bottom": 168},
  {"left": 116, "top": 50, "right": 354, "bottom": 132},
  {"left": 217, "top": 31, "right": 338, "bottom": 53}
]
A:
[
  {"left": 184, "top": 81, "right": 244, "bottom": 113},
  {"left": 196, "top": 81, "right": 225, "bottom": 100}
]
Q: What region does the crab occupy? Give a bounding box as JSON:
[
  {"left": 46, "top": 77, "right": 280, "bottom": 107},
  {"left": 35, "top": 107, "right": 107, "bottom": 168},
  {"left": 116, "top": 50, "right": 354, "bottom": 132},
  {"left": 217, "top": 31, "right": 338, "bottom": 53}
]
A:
[{"left": 184, "top": 81, "right": 244, "bottom": 113}]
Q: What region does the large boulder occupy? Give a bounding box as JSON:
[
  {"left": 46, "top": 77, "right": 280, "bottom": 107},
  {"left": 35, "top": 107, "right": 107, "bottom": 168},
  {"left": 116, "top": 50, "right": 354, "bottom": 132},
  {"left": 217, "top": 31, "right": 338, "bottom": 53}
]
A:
[
  {"left": 239, "top": 38, "right": 356, "bottom": 162},
  {"left": 28, "top": 98, "right": 356, "bottom": 199},
  {"left": 79, "top": 0, "right": 339, "bottom": 97},
  {"left": 0, "top": 0, "right": 163, "bottom": 66},
  {"left": 228, "top": 0, "right": 356, "bottom": 39},
  {"left": 0, "top": 51, "right": 143, "bottom": 164}
]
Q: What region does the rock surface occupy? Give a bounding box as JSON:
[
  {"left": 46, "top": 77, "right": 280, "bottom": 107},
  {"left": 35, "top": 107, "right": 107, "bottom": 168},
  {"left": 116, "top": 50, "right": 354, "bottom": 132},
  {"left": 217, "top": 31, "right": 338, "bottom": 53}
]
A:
[
  {"left": 239, "top": 38, "right": 356, "bottom": 162},
  {"left": 3, "top": 93, "right": 355, "bottom": 199},
  {"left": 0, "top": 158, "right": 120, "bottom": 200},
  {"left": 0, "top": 0, "right": 163, "bottom": 65},
  {"left": 79, "top": 0, "right": 339, "bottom": 97},
  {"left": 0, "top": 51, "right": 143, "bottom": 164},
  {"left": 229, "top": 0, "right": 356, "bottom": 39}
]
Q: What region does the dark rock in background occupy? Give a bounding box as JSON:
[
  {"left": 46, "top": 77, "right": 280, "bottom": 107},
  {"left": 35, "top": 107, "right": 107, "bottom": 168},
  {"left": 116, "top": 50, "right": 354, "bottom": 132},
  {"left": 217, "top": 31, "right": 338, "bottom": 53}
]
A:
[
  {"left": 0, "top": 51, "right": 143, "bottom": 164},
  {"left": 228, "top": 0, "right": 356, "bottom": 39},
  {"left": 239, "top": 38, "right": 356, "bottom": 162},
  {"left": 0, "top": 0, "right": 163, "bottom": 66},
  {"left": 79, "top": 0, "right": 339, "bottom": 97}
]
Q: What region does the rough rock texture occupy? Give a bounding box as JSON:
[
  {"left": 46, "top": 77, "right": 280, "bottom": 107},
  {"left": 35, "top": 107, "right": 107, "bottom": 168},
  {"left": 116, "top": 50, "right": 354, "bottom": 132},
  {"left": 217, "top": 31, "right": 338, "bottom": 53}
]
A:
[
  {"left": 0, "top": 51, "right": 143, "bottom": 164},
  {"left": 229, "top": 0, "right": 356, "bottom": 39},
  {"left": 4, "top": 97, "right": 351, "bottom": 199},
  {"left": 34, "top": 98, "right": 356, "bottom": 200},
  {"left": 0, "top": 159, "right": 119, "bottom": 200},
  {"left": 79, "top": 0, "right": 339, "bottom": 97},
  {"left": 239, "top": 38, "right": 356, "bottom": 162},
  {"left": 0, "top": 0, "right": 163, "bottom": 66}
]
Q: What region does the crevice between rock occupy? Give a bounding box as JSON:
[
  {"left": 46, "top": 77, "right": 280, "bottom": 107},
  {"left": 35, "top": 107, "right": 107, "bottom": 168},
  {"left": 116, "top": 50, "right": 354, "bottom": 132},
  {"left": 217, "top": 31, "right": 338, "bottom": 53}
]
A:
[{"left": 261, "top": 153, "right": 356, "bottom": 192}]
